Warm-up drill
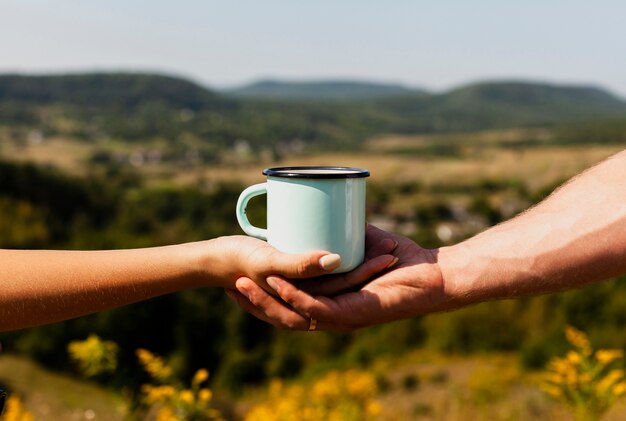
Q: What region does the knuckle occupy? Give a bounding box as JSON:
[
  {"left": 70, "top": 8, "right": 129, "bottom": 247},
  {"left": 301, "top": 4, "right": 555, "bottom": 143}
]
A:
[
  {"left": 284, "top": 318, "right": 300, "bottom": 330},
  {"left": 277, "top": 316, "right": 300, "bottom": 330},
  {"left": 297, "top": 259, "right": 311, "bottom": 276},
  {"left": 280, "top": 289, "right": 296, "bottom": 306}
]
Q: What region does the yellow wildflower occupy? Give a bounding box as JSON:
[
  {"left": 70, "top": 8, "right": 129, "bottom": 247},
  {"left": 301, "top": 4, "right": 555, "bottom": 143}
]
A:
[
  {"left": 366, "top": 400, "right": 382, "bottom": 416},
  {"left": 565, "top": 368, "right": 579, "bottom": 386},
  {"left": 198, "top": 388, "right": 212, "bottom": 402},
  {"left": 345, "top": 370, "right": 377, "bottom": 399},
  {"left": 597, "top": 369, "right": 625, "bottom": 394},
  {"left": 67, "top": 334, "right": 119, "bottom": 377},
  {"left": 3, "top": 395, "right": 34, "bottom": 421},
  {"left": 565, "top": 326, "right": 592, "bottom": 356},
  {"left": 548, "top": 358, "right": 570, "bottom": 375},
  {"left": 596, "top": 349, "right": 624, "bottom": 366},
  {"left": 156, "top": 407, "right": 180, "bottom": 421},
  {"left": 546, "top": 372, "right": 564, "bottom": 384},
  {"left": 179, "top": 389, "right": 194, "bottom": 405},
  {"left": 141, "top": 384, "right": 176, "bottom": 404},
  {"left": 566, "top": 351, "right": 583, "bottom": 365},
  {"left": 541, "top": 326, "right": 626, "bottom": 421},
  {"left": 245, "top": 370, "right": 381, "bottom": 421},
  {"left": 613, "top": 382, "right": 626, "bottom": 397},
  {"left": 192, "top": 369, "right": 209, "bottom": 387},
  {"left": 136, "top": 348, "right": 173, "bottom": 382}
]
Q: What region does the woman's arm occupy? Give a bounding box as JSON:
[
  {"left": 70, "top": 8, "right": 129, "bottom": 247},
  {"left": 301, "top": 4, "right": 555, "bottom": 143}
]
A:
[
  {"left": 228, "top": 150, "right": 626, "bottom": 331},
  {"left": 0, "top": 236, "right": 346, "bottom": 332}
]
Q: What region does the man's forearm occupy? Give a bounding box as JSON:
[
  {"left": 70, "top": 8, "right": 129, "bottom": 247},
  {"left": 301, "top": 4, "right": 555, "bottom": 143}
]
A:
[{"left": 438, "top": 150, "right": 626, "bottom": 307}]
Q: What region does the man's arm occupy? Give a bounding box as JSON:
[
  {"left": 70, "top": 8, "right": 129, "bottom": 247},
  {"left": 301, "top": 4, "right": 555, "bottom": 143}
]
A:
[
  {"left": 440, "top": 149, "right": 626, "bottom": 307},
  {"left": 229, "top": 150, "right": 626, "bottom": 331}
]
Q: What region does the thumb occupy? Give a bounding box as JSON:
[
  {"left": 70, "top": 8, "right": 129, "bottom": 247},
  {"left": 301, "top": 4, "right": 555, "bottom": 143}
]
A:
[{"left": 270, "top": 250, "right": 341, "bottom": 279}]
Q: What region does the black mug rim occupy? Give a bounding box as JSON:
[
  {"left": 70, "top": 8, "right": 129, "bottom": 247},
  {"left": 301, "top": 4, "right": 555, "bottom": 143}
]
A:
[{"left": 262, "top": 166, "right": 370, "bottom": 179}]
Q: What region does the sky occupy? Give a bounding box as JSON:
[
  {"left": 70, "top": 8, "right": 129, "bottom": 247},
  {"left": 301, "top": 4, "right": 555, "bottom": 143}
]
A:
[{"left": 2, "top": 0, "right": 626, "bottom": 97}]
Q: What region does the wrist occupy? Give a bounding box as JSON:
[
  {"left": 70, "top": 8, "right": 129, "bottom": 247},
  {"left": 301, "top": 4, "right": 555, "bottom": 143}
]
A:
[
  {"left": 178, "top": 238, "right": 233, "bottom": 288},
  {"left": 436, "top": 242, "right": 482, "bottom": 309}
]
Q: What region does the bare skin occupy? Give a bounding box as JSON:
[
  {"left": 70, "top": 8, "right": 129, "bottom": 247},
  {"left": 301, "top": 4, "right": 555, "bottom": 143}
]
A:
[
  {"left": 0, "top": 235, "right": 397, "bottom": 332},
  {"left": 229, "top": 150, "right": 626, "bottom": 331}
]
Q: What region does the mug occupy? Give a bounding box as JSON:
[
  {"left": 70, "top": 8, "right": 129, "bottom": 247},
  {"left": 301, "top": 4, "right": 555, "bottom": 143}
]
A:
[{"left": 236, "top": 166, "right": 370, "bottom": 273}]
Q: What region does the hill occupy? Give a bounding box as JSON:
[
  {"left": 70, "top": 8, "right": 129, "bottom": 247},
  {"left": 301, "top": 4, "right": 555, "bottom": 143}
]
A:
[
  {"left": 0, "top": 73, "right": 230, "bottom": 110},
  {"left": 368, "top": 81, "right": 626, "bottom": 132},
  {"left": 1, "top": 73, "right": 625, "bottom": 151},
  {"left": 440, "top": 81, "right": 626, "bottom": 124},
  {"left": 223, "top": 79, "right": 425, "bottom": 101}
]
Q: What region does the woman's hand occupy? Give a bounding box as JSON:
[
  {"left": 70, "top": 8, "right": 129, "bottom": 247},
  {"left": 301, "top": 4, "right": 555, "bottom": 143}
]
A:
[{"left": 207, "top": 232, "right": 398, "bottom": 291}]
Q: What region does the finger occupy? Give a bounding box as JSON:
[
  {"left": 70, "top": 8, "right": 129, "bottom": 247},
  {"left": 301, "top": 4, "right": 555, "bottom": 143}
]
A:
[
  {"left": 364, "top": 223, "right": 397, "bottom": 248},
  {"left": 234, "top": 280, "right": 349, "bottom": 331},
  {"left": 227, "top": 286, "right": 301, "bottom": 328},
  {"left": 365, "top": 238, "right": 398, "bottom": 260},
  {"left": 299, "top": 254, "right": 399, "bottom": 296},
  {"left": 268, "top": 275, "right": 395, "bottom": 330},
  {"left": 269, "top": 250, "right": 341, "bottom": 279},
  {"left": 235, "top": 278, "right": 309, "bottom": 329},
  {"left": 265, "top": 276, "right": 350, "bottom": 323}
]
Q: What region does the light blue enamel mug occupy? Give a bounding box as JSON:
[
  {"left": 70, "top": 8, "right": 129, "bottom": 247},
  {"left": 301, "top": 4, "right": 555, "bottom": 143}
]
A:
[{"left": 236, "top": 166, "right": 370, "bottom": 273}]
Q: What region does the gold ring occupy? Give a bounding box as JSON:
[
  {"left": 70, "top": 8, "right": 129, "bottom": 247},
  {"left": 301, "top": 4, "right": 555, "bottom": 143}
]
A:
[{"left": 308, "top": 318, "right": 318, "bottom": 332}]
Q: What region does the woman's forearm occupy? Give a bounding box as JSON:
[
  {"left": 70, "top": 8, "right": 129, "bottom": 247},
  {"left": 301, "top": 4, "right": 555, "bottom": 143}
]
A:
[
  {"left": 0, "top": 241, "right": 215, "bottom": 331},
  {"left": 0, "top": 234, "right": 342, "bottom": 332},
  {"left": 438, "top": 150, "right": 626, "bottom": 306}
]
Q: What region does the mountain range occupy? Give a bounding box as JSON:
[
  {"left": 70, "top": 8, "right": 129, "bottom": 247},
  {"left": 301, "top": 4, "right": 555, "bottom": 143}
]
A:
[{"left": 1, "top": 73, "right": 625, "bottom": 150}]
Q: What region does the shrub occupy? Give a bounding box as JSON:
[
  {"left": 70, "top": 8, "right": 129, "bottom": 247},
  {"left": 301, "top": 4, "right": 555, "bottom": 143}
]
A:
[{"left": 541, "top": 326, "right": 626, "bottom": 421}]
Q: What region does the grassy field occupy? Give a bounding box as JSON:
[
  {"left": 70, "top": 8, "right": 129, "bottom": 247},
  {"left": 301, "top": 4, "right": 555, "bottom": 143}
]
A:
[
  {"left": 234, "top": 348, "right": 626, "bottom": 421},
  {"left": 8, "top": 349, "right": 626, "bottom": 421},
  {"left": 2, "top": 129, "right": 624, "bottom": 191},
  {"left": 0, "top": 354, "right": 124, "bottom": 420},
  {"left": 2, "top": 130, "right": 626, "bottom": 420}
]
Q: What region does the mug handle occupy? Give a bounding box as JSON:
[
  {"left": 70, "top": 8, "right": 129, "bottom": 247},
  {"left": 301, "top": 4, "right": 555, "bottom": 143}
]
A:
[{"left": 236, "top": 183, "right": 268, "bottom": 240}]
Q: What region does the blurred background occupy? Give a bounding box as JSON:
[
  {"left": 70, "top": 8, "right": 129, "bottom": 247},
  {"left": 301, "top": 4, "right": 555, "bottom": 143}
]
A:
[{"left": 2, "top": 1, "right": 626, "bottom": 420}]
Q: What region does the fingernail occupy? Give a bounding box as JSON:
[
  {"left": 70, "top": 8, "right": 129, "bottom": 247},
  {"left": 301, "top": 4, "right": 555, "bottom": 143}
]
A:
[
  {"left": 266, "top": 277, "right": 279, "bottom": 292},
  {"left": 237, "top": 286, "right": 250, "bottom": 299},
  {"left": 391, "top": 240, "right": 399, "bottom": 251},
  {"left": 319, "top": 254, "right": 341, "bottom": 271},
  {"left": 386, "top": 257, "right": 399, "bottom": 269}
]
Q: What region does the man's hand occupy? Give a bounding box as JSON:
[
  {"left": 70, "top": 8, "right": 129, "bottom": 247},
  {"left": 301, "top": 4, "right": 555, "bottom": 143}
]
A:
[{"left": 226, "top": 225, "right": 449, "bottom": 331}]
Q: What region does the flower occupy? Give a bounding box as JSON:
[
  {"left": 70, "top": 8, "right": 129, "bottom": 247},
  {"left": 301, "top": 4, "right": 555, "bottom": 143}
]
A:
[
  {"left": 3, "top": 395, "right": 34, "bottom": 421},
  {"left": 596, "top": 349, "right": 624, "bottom": 366},
  {"left": 566, "top": 351, "right": 583, "bottom": 365},
  {"left": 565, "top": 326, "right": 592, "bottom": 356},
  {"left": 245, "top": 370, "right": 381, "bottom": 421},
  {"left": 198, "top": 388, "right": 212, "bottom": 403},
  {"left": 67, "top": 334, "right": 119, "bottom": 377},
  {"left": 613, "top": 382, "right": 626, "bottom": 397},
  {"left": 541, "top": 326, "right": 626, "bottom": 421},
  {"left": 136, "top": 348, "right": 173, "bottom": 382},
  {"left": 135, "top": 349, "right": 221, "bottom": 420},
  {"left": 179, "top": 390, "right": 194, "bottom": 405},
  {"left": 193, "top": 369, "right": 209, "bottom": 387}
]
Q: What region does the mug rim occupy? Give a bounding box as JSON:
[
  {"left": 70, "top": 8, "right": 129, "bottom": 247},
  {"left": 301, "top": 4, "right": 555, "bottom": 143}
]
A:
[{"left": 263, "top": 166, "right": 370, "bottom": 179}]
